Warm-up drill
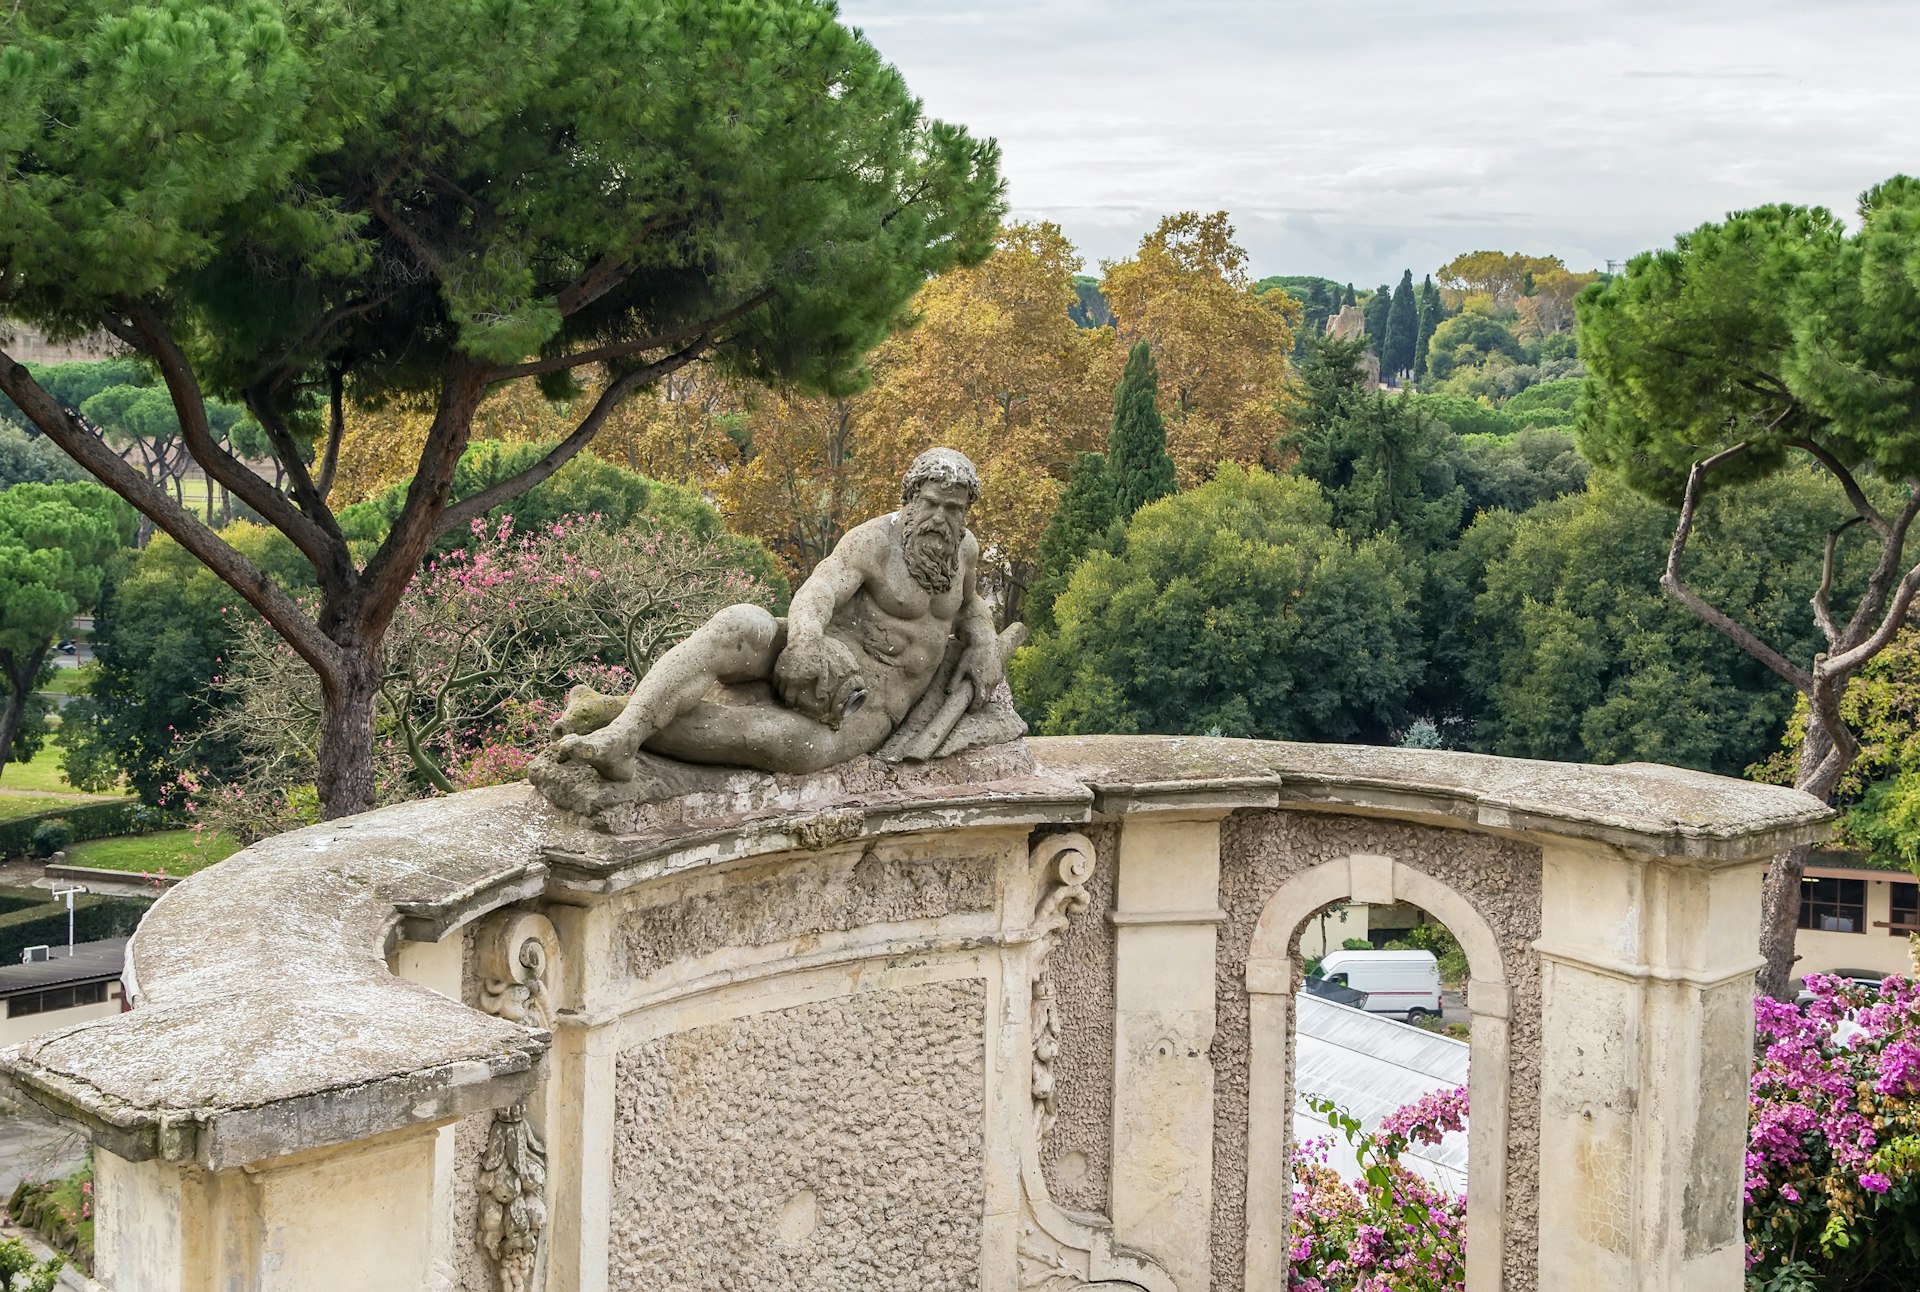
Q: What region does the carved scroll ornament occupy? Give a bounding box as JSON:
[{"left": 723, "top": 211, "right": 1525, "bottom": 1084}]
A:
[{"left": 474, "top": 910, "right": 558, "bottom": 1292}]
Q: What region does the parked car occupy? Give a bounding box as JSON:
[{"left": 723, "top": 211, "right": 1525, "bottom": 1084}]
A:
[{"left": 1316, "top": 949, "right": 1444, "bottom": 1021}]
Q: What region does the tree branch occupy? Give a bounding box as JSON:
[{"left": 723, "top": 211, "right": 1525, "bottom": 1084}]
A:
[
  {"left": 0, "top": 346, "right": 341, "bottom": 679},
  {"left": 1838, "top": 486, "right": 1920, "bottom": 649},
  {"left": 435, "top": 340, "right": 714, "bottom": 539},
  {"left": 1812, "top": 516, "right": 1867, "bottom": 646},
  {"left": 110, "top": 304, "right": 343, "bottom": 574},
  {"left": 489, "top": 287, "right": 773, "bottom": 382},
  {"left": 1661, "top": 442, "right": 1814, "bottom": 692},
  {"left": 1788, "top": 438, "right": 1888, "bottom": 535}
]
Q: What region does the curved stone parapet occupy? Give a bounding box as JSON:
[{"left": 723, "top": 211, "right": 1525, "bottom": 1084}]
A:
[{"left": 0, "top": 737, "right": 1832, "bottom": 1292}]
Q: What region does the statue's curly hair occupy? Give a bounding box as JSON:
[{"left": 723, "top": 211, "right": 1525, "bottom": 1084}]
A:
[{"left": 900, "top": 447, "right": 980, "bottom": 508}]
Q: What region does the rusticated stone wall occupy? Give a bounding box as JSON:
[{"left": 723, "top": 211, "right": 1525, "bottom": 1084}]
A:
[
  {"left": 608, "top": 979, "right": 988, "bottom": 1290},
  {"left": 1209, "top": 809, "right": 1545, "bottom": 1292},
  {"left": 1039, "top": 823, "right": 1118, "bottom": 1214},
  {"left": 614, "top": 841, "right": 999, "bottom": 981}
]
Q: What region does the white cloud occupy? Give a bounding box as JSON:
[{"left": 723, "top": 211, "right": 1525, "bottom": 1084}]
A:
[{"left": 838, "top": 0, "right": 1920, "bottom": 281}]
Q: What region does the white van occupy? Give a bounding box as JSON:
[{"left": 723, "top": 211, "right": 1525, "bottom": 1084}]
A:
[{"left": 1315, "top": 949, "right": 1443, "bottom": 1021}]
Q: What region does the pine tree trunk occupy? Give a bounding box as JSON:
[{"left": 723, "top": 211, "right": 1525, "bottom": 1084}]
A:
[
  {"left": 1755, "top": 719, "right": 1844, "bottom": 1001},
  {"left": 314, "top": 650, "right": 381, "bottom": 819},
  {"left": 0, "top": 645, "right": 48, "bottom": 776}
]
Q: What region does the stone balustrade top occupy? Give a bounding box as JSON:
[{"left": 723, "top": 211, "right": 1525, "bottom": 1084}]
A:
[{"left": 0, "top": 736, "right": 1830, "bottom": 1171}]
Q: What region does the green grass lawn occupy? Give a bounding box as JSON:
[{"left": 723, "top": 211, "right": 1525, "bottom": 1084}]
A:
[
  {"left": 63, "top": 828, "right": 240, "bottom": 877},
  {"left": 0, "top": 738, "right": 124, "bottom": 798},
  {"left": 0, "top": 793, "right": 108, "bottom": 824},
  {"left": 36, "top": 668, "right": 87, "bottom": 697}
]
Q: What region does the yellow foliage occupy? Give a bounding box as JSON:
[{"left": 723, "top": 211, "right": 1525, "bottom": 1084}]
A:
[
  {"left": 1099, "top": 212, "right": 1298, "bottom": 485},
  {"left": 330, "top": 381, "right": 582, "bottom": 504}
]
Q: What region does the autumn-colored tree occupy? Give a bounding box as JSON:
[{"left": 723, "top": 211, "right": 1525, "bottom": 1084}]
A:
[
  {"left": 594, "top": 366, "right": 743, "bottom": 488},
  {"left": 722, "top": 223, "right": 1121, "bottom": 616},
  {"left": 1099, "top": 212, "right": 1299, "bottom": 484},
  {"left": 1435, "top": 251, "right": 1568, "bottom": 313},
  {"left": 716, "top": 392, "right": 863, "bottom": 580},
  {"left": 1513, "top": 267, "right": 1600, "bottom": 341}
]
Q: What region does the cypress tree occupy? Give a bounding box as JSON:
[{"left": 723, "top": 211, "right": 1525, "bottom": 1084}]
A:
[
  {"left": 1107, "top": 340, "right": 1177, "bottom": 516},
  {"left": 1343, "top": 282, "right": 1358, "bottom": 307},
  {"left": 1362, "top": 284, "right": 1393, "bottom": 354},
  {"left": 1026, "top": 451, "right": 1115, "bottom": 632},
  {"left": 1384, "top": 269, "right": 1417, "bottom": 379},
  {"left": 1414, "top": 274, "right": 1441, "bottom": 380}
]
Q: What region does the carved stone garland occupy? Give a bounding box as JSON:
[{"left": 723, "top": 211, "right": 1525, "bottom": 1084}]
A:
[
  {"left": 1018, "top": 834, "right": 1167, "bottom": 1292},
  {"left": 474, "top": 912, "right": 558, "bottom": 1292}
]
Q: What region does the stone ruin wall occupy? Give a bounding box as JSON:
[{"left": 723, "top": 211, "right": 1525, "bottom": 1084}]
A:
[{"left": 1209, "top": 808, "right": 1546, "bottom": 1292}]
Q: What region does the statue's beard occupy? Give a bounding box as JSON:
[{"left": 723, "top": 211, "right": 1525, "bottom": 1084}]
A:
[{"left": 902, "top": 510, "right": 961, "bottom": 593}]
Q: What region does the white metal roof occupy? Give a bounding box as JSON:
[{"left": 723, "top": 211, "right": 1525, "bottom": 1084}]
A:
[{"left": 1290, "top": 992, "right": 1470, "bottom": 1193}]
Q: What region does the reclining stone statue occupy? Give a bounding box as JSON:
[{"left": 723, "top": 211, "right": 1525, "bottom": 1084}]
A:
[{"left": 543, "top": 447, "right": 1026, "bottom": 795}]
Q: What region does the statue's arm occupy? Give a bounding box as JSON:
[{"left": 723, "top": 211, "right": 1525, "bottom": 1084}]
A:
[
  {"left": 773, "top": 533, "right": 869, "bottom": 711},
  {"left": 952, "top": 537, "right": 1003, "bottom": 709}
]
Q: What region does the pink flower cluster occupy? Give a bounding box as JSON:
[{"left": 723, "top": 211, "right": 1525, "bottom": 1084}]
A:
[
  {"left": 1290, "top": 1087, "right": 1467, "bottom": 1291},
  {"left": 1745, "top": 970, "right": 1920, "bottom": 1282}
]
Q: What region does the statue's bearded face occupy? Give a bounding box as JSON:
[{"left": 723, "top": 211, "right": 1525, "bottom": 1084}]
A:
[{"left": 900, "top": 480, "right": 972, "bottom": 593}]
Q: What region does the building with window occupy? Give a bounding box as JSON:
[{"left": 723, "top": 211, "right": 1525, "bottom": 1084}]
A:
[
  {"left": 1794, "top": 855, "right": 1919, "bottom": 982},
  {"left": 0, "top": 937, "right": 126, "bottom": 1046}
]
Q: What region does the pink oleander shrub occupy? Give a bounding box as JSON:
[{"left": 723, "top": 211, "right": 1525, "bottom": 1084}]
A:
[
  {"left": 1745, "top": 971, "right": 1920, "bottom": 1291},
  {"left": 1290, "top": 1087, "right": 1469, "bottom": 1291}
]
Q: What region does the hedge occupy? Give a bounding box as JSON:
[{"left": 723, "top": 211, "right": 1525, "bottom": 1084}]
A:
[
  {"left": 0, "top": 893, "right": 151, "bottom": 966},
  {"left": 0, "top": 800, "right": 174, "bottom": 862}
]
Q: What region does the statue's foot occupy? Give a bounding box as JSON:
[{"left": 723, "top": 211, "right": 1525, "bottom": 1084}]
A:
[{"left": 553, "top": 731, "right": 640, "bottom": 783}]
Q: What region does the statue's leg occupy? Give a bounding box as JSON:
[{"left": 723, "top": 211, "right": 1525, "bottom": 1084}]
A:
[
  {"left": 646, "top": 699, "right": 896, "bottom": 775},
  {"left": 553, "top": 605, "right": 783, "bottom": 781}
]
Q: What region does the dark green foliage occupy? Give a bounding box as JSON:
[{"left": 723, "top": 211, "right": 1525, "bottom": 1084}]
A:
[
  {"left": 0, "top": 425, "right": 84, "bottom": 488},
  {"left": 1468, "top": 473, "right": 1858, "bottom": 774},
  {"left": 1013, "top": 467, "right": 1421, "bottom": 743},
  {"left": 1408, "top": 393, "right": 1520, "bottom": 437},
  {"left": 60, "top": 524, "right": 316, "bottom": 802},
  {"left": 1025, "top": 451, "right": 1116, "bottom": 634},
  {"left": 1450, "top": 429, "right": 1590, "bottom": 517},
  {"left": 1384, "top": 269, "right": 1418, "bottom": 378},
  {"left": 1291, "top": 393, "right": 1466, "bottom": 551},
  {"left": 1069, "top": 276, "right": 1114, "bottom": 329},
  {"left": 1363, "top": 284, "right": 1394, "bottom": 354},
  {"left": 28, "top": 818, "right": 71, "bottom": 858},
  {"left": 1414, "top": 275, "right": 1442, "bottom": 379},
  {"left": 1107, "top": 342, "right": 1177, "bottom": 517},
  {"left": 1425, "top": 315, "right": 1527, "bottom": 380},
  {"left": 0, "top": 361, "right": 151, "bottom": 434},
  {"left": 1343, "top": 283, "right": 1358, "bottom": 307},
  {"left": 0, "top": 802, "right": 175, "bottom": 862}
]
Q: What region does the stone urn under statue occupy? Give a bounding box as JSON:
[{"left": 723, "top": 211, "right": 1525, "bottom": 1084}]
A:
[{"left": 529, "top": 447, "right": 1031, "bottom": 824}]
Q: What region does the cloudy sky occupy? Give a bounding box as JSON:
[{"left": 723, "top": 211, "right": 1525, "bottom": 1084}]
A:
[{"left": 837, "top": 0, "right": 1920, "bottom": 286}]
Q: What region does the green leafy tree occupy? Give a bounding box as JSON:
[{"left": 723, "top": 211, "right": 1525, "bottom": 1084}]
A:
[
  {"left": 0, "top": 424, "right": 83, "bottom": 489},
  {"left": 1024, "top": 343, "right": 1176, "bottom": 632},
  {"left": 1424, "top": 314, "right": 1526, "bottom": 380},
  {"left": 1363, "top": 284, "right": 1394, "bottom": 357},
  {"left": 1013, "top": 467, "right": 1421, "bottom": 742},
  {"left": 1577, "top": 178, "right": 1920, "bottom": 995},
  {"left": 1471, "top": 474, "right": 1859, "bottom": 780},
  {"left": 59, "top": 523, "right": 316, "bottom": 801},
  {"left": 1384, "top": 269, "right": 1418, "bottom": 379},
  {"left": 0, "top": 482, "right": 133, "bottom": 775},
  {"left": 1025, "top": 451, "right": 1116, "bottom": 635},
  {"left": 0, "top": 0, "right": 1001, "bottom": 815},
  {"left": 1449, "top": 428, "right": 1589, "bottom": 517}
]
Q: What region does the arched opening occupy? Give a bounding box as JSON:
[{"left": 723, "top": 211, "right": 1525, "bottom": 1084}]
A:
[{"left": 1241, "top": 853, "right": 1510, "bottom": 1292}]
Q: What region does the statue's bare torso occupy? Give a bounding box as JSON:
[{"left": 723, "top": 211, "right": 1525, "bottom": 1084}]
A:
[{"left": 554, "top": 470, "right": 1002, "bottom": 780}]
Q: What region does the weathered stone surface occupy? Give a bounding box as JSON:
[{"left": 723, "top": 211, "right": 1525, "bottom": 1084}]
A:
[
  {"left": 0, "top": 784, "right": 570, "bottom": 1168},
  {"left": 613, "top": 841, "right": 999, "bottom": 982},
  {"left": 1034, "top": 735, "right": 1832, "bottom": 859},
  {"left": 1210, "top": 809, "right": 1545, "bottom": 1292},
  {"left": 609, "top": 980, "right": 987, "bottom": 1290},
  {"left": 1039, "top": 823, "right": 1117, "bottom": 1216}
]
